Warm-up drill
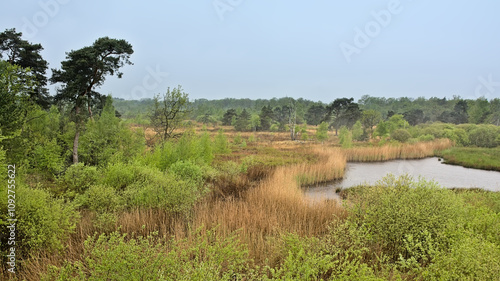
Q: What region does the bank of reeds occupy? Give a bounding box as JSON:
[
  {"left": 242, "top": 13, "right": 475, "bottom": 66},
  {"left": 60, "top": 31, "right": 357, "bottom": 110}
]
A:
[
  {"left": 115, "top": 145, "right": 347, "bottom": 264},
  {"left": 343, "top": 139, "right": 453, "bottom": 162},
  {"left": 292, "top": 146, "right": 346, "bottom": 186},
  {"left": 191, "top": 148, "right": 347, "bottom": 263}
]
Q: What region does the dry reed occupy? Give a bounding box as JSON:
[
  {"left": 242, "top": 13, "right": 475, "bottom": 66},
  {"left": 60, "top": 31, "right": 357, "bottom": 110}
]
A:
[{"left": 343, "top": 139, "right": 452, "bottom": 162}]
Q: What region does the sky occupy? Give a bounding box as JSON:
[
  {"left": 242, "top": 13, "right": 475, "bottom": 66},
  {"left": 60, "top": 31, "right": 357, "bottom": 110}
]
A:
[{"left": 2, "top": 0, "right": 500, "bottom": 103}]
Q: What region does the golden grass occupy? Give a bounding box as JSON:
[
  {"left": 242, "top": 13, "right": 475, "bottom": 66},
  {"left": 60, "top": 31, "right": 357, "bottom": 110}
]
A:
[
  {"left": 116, "top": 144, "right": 347, "bottom": 264},
  {"left": 343, "top": 139, "right": 453, "bottom": 162},
  {"left": 191, "top": 158, "right": 346, "bottom": 263},
  {"left": 291, "top": 146, "right": 346, "bottom": 186}
]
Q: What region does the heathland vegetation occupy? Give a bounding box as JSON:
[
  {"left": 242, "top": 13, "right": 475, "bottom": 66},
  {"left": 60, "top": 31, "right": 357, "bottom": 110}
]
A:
[{"left": 1, "top": 29, "right": 500, "bottom": 279}]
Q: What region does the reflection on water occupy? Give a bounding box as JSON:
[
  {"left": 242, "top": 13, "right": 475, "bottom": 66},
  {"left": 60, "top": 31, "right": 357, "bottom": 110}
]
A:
[{"left": 305, "top": 157, "right": 500, "bottom": 201}]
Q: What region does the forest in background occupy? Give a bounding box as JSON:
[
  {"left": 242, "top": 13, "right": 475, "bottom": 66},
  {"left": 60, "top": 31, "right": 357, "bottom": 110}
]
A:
[{"left": 116, "top": 95, "right": 500, "bottom": 130}]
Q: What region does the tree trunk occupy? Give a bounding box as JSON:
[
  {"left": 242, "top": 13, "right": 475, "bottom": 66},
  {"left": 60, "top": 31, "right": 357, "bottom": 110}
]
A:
[
  {"left": 73, "top": 128, "right": 80, "bottom": 164},
  {"left": 73, "top": 106, "right": 81, "bottom": 164}
]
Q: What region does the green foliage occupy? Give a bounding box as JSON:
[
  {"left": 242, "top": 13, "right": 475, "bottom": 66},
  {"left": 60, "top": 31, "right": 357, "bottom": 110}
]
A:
[
  {"left": 265, "top": 234, "right": 335, "bottom": 280},
  {"left": 417, "top": 134, "right": 435, "bottom": 142},
  {"left": 80, "top": 96, "right": 144, "bottom": 166},
  {"left": 0, "top": 60, "right": 36, "bottom": 164},
  {"left": 102, "top": 161, "right": 205, "bottom": 212},
  {"left": 315, "top": 121, "right": 328, "bottom": 142},
  {"left": 76, "top": 184, "right": 122, "bottom": 214},
  {"left": 170, "top": 160, "right": 204, "bottom": 184},
  {"left": 198, "top": 130, "right": 214, "bottom": 164},
  {"left": 361, "top": 109, "right": 382, "bottom": 131},
  {"left": 24, "top": 106, "right": 67, "bottom": 175},
  {"left": 423, "top": 235, "right": 500, "bottom": 280},
  {"left": 214, "top": 129, "right": 231, "bottom": 154},
  {"left": 44, "top": 227, "right": 250, "bottom": 281},
  {"left": 222, "top": 108, "right": 237, "bottom": 126},
  {"left": 57, "top": 163, "right": 99, "bottom": 197},
  {"left": 145, "top": 131, "right": 215, "bottom": 170},
  {"left": 443, "top": 127, "right": 469, "bottom": 146},
  {"left": 352, "top": 120, "right": 365, "bottom": 141},
  {"left": 266, "top": 222, "right": 384, "bottom": 280},
  {"left": 374, "top": 120, "right": 388, "bottom": 138},
  {"left": 347, "top": 175, "right": 464, "bottom": 264},
  {"left": 234, "top": 108, "right": 251, "bottom": 131},
  {"left": 1, "top": 182, "right": 79, "bottom": 255},
  {"left": 339, "top": 126, "right": 352, "bottom": 148},
  {"left": 149, "top": 85, "right": 190, "bottom": 140},
  {"left": 468, "top": 125, "right": 499, "bottom": 148},
  {"left": 0, "top": 28, "right": 50, "bottom": 107},
  {"left": 386, "top": 114, "right": 409, "bottom": 133},
  {"left": 468, "top": 97, "right": 491, "bottom": 124},
  {"left": 390, "top": 129, "right": 412, "bottom": 143},
  {"left": 248, "top": 133, "right": 256, "bottom": 143},
  {"left": 233, "top": 132, "right": 242, "bottom": 145},
  {"left": 103, "top": 162, "right": 204, "bottom": 213}
]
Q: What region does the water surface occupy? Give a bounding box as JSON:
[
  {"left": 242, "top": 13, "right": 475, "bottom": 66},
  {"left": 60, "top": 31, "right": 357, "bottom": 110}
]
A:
[{"left": 305, "top": 157, "right": 500, "bottom": 201}]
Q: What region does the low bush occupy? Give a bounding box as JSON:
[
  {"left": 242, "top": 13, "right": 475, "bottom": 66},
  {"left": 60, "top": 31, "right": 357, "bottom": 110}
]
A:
[
  {"left": 469, "top": 125, "right": 500, "bottom": 147},
  {"left": 169, "top": 160, "right": 204, "bottom": 185},
  {"left": 57, "top": 163, "right": 99, "bottom": 197},
  {"left": 347, "top": 175, "right": 464, "bottom": 264},
  {"left": 43, "top": 227, "right": 251, "bottom": 280},
  {"left": 1, "top": 182, "right": 79, "bottom": 255},
  {"left": 391, "top": 129, "right": 412, "bottom": 143}
]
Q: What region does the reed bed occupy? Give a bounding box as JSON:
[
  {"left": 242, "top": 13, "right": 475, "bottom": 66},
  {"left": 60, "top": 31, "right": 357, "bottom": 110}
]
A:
[
  {"left": 191, "top": 162, "right": 346, "bottom": 263},
  {"left": 291, "top": 146, "right": 346, "bottom": 186},
  {"left": 343, "top": 139, "right": 453, "bottom": 162},
  {"left": 114, "top": 145, "right": 347, "bottom": 264}
]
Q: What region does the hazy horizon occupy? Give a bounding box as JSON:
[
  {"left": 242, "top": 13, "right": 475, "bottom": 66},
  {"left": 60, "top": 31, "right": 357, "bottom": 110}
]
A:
[{"left": 2, "top": 1, "right": 500, "bottom": 103}]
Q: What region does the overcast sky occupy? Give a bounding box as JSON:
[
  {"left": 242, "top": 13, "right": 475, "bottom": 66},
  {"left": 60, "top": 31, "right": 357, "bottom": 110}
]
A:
[{"left": 2, "top": 1, "right": 500, "bottom": 102}]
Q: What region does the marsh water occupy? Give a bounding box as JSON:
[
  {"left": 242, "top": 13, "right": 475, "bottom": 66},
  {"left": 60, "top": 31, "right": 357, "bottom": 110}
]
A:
[{"left": 305, "top": 157, "right": 500, "bottom": 201}]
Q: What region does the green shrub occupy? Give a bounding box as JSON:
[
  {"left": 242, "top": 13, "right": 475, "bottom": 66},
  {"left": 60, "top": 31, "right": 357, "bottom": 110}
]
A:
[
  {"left": 32, "top": 139, "right": 64, "bottom": 175},
  {"left": 76, "top": 184, "right": 122, "bottom": 213},
  {"left": 417, "top": 134, "right": 435, "bottom": 142},
  {"left": 121, "top": 168, "right": 202, "bottom": 213},
  {"left": 146, "top": 132, "right": 216, "bottom": 170},
  {"left": 265, "top": 234, "right": 335, "bottom": 280},
  {"left": 198, "top": 131, "right": 214, "bottom": 164},
  {"left": 352, "top": 120, "right": 366, "bottom": 141},
  {"left": 234, "top": 133, "right": 242, "bottom": 145},
  {"left": 316, "top": 122, "right": 328, "bottom": 142},
  {"left": 423, "top": 236, "right": 500, "bottom": 280},
  {"left": 100, "top": 162, "right": 205, "bottom": 213},
  {"left": 43, "top": 227, "right": 251, "bottom": 280},
  {"left": 390, "top": 129, "right": 412, "bottom": 142},
  {"left": 58, "top": 163, "right": 99, "bottom": 197},
  {"left": 270, "top": 124, "right": 279, "bottom": 132},
  {"left": 339, "top": 126, "right": 352, "bottom": 148},
  {"left": 169, "top": 160, "right": 204, "bottom": 184},
  {"left": 214, "top": 129, "right": 231, "bottom": 154},
  {"left": 100, "top": 162, "right": 137, "bottom": 190},
  {"left": 469, "top": 125, "right": 499, "bottom": 147},
  {"left": 266, "top": 223, "right": 383, "bottom": 280},
  {"left": 2, "top": 183, "right": 79, "bottom": 255},
  {"left": 348, "top": 175, "right": 464, "bottom": 265}
]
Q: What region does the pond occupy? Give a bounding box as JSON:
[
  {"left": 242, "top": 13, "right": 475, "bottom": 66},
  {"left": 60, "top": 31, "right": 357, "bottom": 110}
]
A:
[{"left": 304, "top": 157, "right": 500, "bottom": 201}]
